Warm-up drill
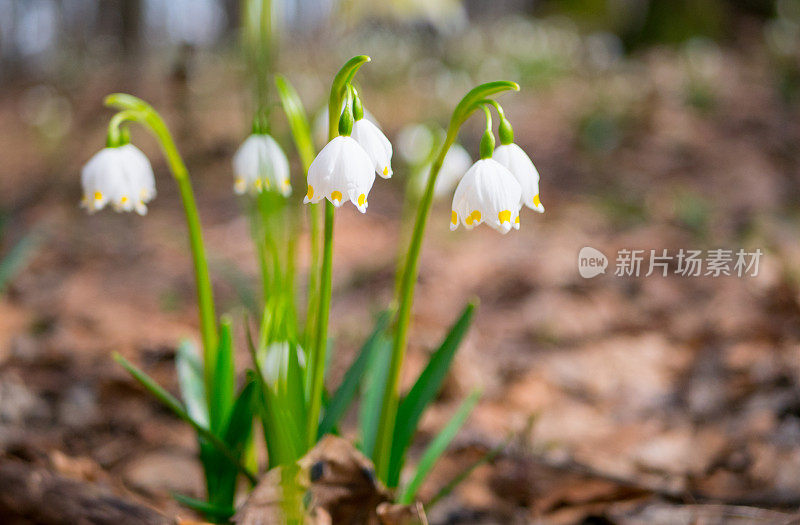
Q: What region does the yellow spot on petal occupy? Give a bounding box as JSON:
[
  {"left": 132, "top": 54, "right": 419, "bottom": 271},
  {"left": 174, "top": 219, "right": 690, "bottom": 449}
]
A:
[
  {"left": 254, "top": 179, "right": 263, "bottom": 190},
  {"left": 466, "top": 210, "right": 481, "bottom": 226},
  {"left": 331, "top": 190, "right": 342, "bottom": 203},
  {"left": 451, "top": 210, "right": 457, "bottom": 225},
  {"left": 498, "top": 210, "right": 511, "bottom": 224},
  {"left": 515, "top": 215, "right": 520, "bottom": 224},
  {"left": 283, "top": 179, "right": 290, "bottom": 187},
  {"left": 121, "top": 196, "right": 129, "bottom": 204},
  {"left": 382, "top": 166, "right": 389, "bottom": 176},
  {"left": 94, "top": 191, "right": 103, "bottom": 201},
  {"left": 533, "top": 194, "right": 541, "bottom": 207},
  {"left": 306, "top": 185, "right": 314, "bottom": 199},
  {"left": 358, "top": 193, "right": 366, "bottom": 206}
]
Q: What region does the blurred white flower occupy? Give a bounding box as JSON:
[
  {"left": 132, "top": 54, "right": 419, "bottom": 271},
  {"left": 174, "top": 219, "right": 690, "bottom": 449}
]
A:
[
  {"left": 397, "top": 123, "right": 434, "bottom": 165},
  {"left": 450, "top": 158, "right": 521, "bottom": 234},
  {"left": 81, "top": 144, "right": 156, "bottom": 215},
  {"left": 433, "top": 143, "right": 472, "bottom": 198},
  {"left": 304, "top": 136, "right": 375, "bottom": 213},
  {"left": 492, "top": 143, "right": 544, "bottom": 213},
  {"left": 351, "top": 117, "right": 393, "bottom": 179},
  {"left": 232, "top": 134, "right": 291, "bottom": 196}
]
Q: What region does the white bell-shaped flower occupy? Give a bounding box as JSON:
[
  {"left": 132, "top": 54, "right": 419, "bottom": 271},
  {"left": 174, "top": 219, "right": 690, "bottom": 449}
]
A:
[
  {"left": 232, "top": 134, "right": 291, "bottom": 196},
  {"left": 81, "top": 144, "right": 156, "bottom": 215},
  {"left": 450, "top": 158, "right": 522, "bottom": 234},
  {"left": 304, "top": 136, "right": 375, "bottom": 213},
  {"left": 351, "top": 118, "right": 393, "bottom": 179},
  {"left": 492, "top": 143, "right": 544, "bottom": 213}
]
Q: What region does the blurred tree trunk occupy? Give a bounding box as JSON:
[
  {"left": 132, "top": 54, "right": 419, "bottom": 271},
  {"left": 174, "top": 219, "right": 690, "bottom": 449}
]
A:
[{"left": 120, "top": 0, "right": 142, "bottom": 56}]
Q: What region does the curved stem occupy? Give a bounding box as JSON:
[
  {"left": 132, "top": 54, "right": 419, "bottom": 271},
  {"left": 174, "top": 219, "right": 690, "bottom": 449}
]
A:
[
  {"left": 373, "top": 81, "right": 519, "bottom": 482},
  {"left": 106, "top": 96, "right": 219, "bottom": 394},
  {"left": 374, "top": 129, "right": 456, "bottom": 480}
]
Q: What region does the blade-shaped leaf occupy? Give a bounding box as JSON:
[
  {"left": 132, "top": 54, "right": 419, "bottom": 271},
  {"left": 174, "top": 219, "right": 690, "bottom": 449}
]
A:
[
  {"left": 398, "top": 389, "right": 481, "bottom": 504},
  {"left": 319, "top": 311, "right": 390, "bottom": 438},
  {"left": 223, "top": 380, "right": 257, "bottom": 454},
  {"left": 245, "top": 320, "right": 305, "bottom": 467},
  {"left": 176, "top": 339, "right": 208, "bottom": 428},
  {"left": 209, "top": 317, "right": 235, "bottom": 433},
  {"left": 426, "top": 434, "right": 510, "bottom": 509},
  {"left": 275, "top": 75, "right": 315, "bottom": 170},
  {"left": 358, "top": 334, "right": 392, "bottom": 459},
  {"left": 114, "top": 352, "right": 258, "bottom": 485},
  {"left": 172, "top": 492, "right": 234, "bottom": 521},
  {"left": 0, "top": 229, "right": 40, "bottom": 294},
  {"left": 388, "top": 302, "right": 475, "bottom": 486}
]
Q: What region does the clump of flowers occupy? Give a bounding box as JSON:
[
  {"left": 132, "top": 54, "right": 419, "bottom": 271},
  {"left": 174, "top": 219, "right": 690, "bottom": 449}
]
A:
[{"left": 79, "top": 52, "right": 543, "bottom": 522}]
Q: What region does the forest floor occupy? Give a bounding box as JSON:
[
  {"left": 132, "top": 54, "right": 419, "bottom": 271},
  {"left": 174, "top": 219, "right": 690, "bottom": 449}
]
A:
[{"left": 2, "top": 41, "right": 800, "bottom": 524}]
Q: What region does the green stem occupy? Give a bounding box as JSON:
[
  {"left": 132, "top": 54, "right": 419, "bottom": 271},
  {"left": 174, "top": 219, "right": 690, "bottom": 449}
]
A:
[
  {"left": 373, "top": 81, "right": 520, "bottom": 481},
  {"left": 105, "top": 94, "right": 218, "bottom": 395},
  {"left": 307, "top": 200, "right": 333, "bottom": 447},
  {"left": 150, "top": 118, "right": 218, "bottom": 392},
  {"left": 374, "top": 131, "right": 456, "bottom": 480},
  {"left": 305, "top": 56, "right": 370, "bottom": 448}
]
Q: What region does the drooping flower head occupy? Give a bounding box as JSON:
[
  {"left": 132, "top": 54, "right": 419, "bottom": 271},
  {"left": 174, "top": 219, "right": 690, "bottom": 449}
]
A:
[
  {"left": 450, "top": 106, "right": 522, "bottom": 233},
  {"left": 350, "top": 90, "right": 393, "bottom": 179},
  {"left": 304, "top": 90, "right": 375, "bottom": 213},
  {"left": 451, "top": 158, "right": 522, "bottom": 233},
  {"left": 232, "top": 133, "right": 291, "bottom": 196},
  {"left": 492, "top": 117, "right": 544, "bottom": 213},
  {"left": 81, "top": 143, "right": 156, "bottom": 215}
]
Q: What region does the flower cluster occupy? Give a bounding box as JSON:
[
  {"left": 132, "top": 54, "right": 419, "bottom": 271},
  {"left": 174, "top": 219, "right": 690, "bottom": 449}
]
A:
[
  {"left": 450, "top": 110, "right": 544, "bottom": 234},
  {"left": 79, "top": 82, "right": 542, "bottom": 235},
  {"left": 304, "top": 88, "right": 393, "bottom": 213}
]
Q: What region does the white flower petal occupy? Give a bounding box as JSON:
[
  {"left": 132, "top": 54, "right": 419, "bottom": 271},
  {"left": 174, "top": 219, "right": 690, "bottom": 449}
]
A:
[
  {"left": 351, "top": 118, "right": 393, "bottom": 179},
  {"left": 232, "top": 134, "right": 291, "bottom": 196},
  {"left": 80, "top": 145, "right": 156, "bottom": 215},
  {"left": 306, "top": 136, "right": 375, "bottom": 212},
  {"left": 450, "top": 158, "right": 522, "bottom": 234},
  {"left": 493, "top": 143, "right": 544, "bottom": 213}
]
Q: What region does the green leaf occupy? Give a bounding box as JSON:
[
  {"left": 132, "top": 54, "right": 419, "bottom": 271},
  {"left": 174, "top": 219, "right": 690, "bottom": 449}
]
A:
[
  {"left": 172, "top": 492, "right": 234, "bottom": 521},
  {"left": 425, "top": 434, "right": 510, "bottom": 509},
  {"left": 244, "top": 322, "right": 305, "bottom": 467},
  {"left": 358, "top": 334, "right": 392, "bottom": 459},
  {"left": 114, "top": 352, "right": 258, "bottom": 485},
  {"left": 398, "top": 389, "right": 481, "bottom": 505},
  {"left": 0, "top": 230, "right": 40, "bottom": 294},
  {"left": 285, "top": 341, "right": 308, "bottom": 443},
  {"left": 275, "top": 75, "right": 315, "bottom": 171},
  {"left": 223, "top": 380, "right": 257, "bottom": 454},
  {"left": 114, "top": 352, "right": 189, "bottom": 419},
  {"left": 209, "top": 317, "right": 235, "bottom": 434},
  {"left": 388, "top": 302, "right": 475, "bottom": 486},
  {"left": 175, "top": 339, "right": 208, "bottom": 428},
  {"left": 319, "top": 311, "right": 391, "bottom": 438}
]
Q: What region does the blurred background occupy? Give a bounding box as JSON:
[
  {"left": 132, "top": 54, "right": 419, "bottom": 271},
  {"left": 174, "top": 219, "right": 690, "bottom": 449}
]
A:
[{"left": 2, "top": 0, "right": 800, "bottom": 523}]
